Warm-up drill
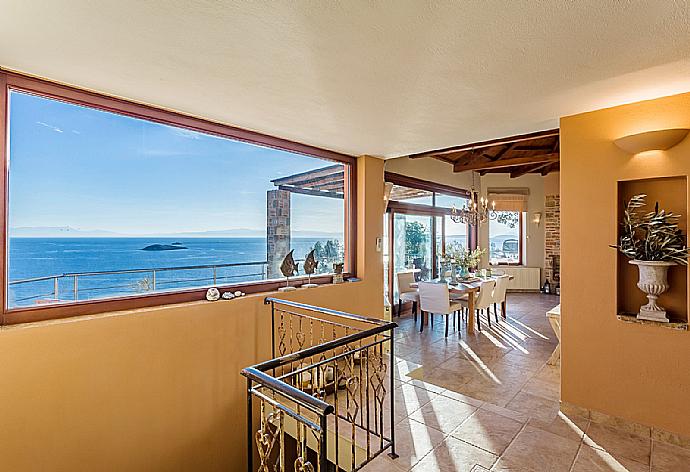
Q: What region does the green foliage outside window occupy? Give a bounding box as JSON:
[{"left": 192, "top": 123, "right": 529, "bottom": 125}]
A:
[
  {"left": 405, "top": 221, "right": 428, "bottom": 263},
  {"left": 311, "top": 240, "right": 344, "bottom": 273}
]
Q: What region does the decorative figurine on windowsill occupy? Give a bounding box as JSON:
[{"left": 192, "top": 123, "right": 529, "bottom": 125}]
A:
[
  {"left": 332, "top": 262, "right": 344, "bottom": 284},
  {"left": 302, "top": 249, "right": 319, "bottom": 288},
  {"left": 278, "top": 249, "right": 299, "bottom": 292},
  {"left": 206, "top": 287, "right": 220, "bottom": 301},
  {"left": 221, "top": 290, "right": 246, "bottom": 300}
]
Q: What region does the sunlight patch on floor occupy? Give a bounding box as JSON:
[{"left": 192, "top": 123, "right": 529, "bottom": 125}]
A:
[
  {"left": 479, "top": 330, "right": 509, "bottom": 349},
  {"left": 510, "top": 319, "right": 551, "bottom": 340},
  {"left": 485, "top": 328, "right": 529, "bottom": 354},
  {"left": 459, "top": 340, "right": 501, "bottom": 384}
]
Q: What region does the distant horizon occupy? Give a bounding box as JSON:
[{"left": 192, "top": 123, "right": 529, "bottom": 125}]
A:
[
  {"left": 8, "top": 235, "right": 343, "bottom": 239},
  {"left": 9, "top": 225, "right": 343, "bottom": 240}
]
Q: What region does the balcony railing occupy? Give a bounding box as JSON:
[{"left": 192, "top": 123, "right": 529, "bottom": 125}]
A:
[
  {"left": 242, "top": 298, "right": 398, "bottom": 472},
  {"left": 7, "top": 260, "right": 271, "bottom": 306}
]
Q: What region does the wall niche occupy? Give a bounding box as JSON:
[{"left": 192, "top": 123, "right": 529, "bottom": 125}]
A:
[{"left": 617, "top": 176, "right": 688, "bottom": 325}]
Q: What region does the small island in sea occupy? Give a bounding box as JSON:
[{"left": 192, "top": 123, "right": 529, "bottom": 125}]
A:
[{"left": 141, "top": 243, "right": 188, "bottom": 251}]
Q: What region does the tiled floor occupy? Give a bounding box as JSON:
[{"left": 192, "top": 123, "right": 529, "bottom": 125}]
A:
[{"left": 363, "top": 293, "right": 690, "bottom": 472}]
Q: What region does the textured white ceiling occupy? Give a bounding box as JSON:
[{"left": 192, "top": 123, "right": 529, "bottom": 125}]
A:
[{"left": 1, "top": 1, "right": 689, "bottom": 158}]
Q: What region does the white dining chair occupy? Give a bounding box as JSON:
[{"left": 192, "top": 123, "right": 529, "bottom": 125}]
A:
[
  {"left": 492, "top": 275, "right": 510, "bottom": 321},
  {"left": 459, "top": 279, "right": 496, "bottom": 331},
  {"left": 418, "top": 282, "right": 463, "bottom": 337},
  {"left": 396, "top": 271, "right": 420, "bottom": 321}
]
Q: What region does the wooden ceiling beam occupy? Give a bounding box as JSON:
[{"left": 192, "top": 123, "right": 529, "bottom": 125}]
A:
[
  {"left": 409, "top": 128, "right": 559, "bottom": 159},
  {"left": 487, "top": 143, "right": 514, "bottom": 161},
  {"left": 447, "top": 151, "right": 479, "bottom": 167},
  {"left": 512, "top": 145, "right": 554, "bottom": 151},
  {"left": 541, "top": 162, "right": 559, "bottom": 176},
  {"left": 509, "top": 162, "right": 553, "bottom": 178},
  {"left": 453, "top": 153, "right": 559, "bottom": 173}
]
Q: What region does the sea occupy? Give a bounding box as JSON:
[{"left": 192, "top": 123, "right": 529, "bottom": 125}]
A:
[{"left": 8, "top": 237, "right": 339, "bottom": 307}]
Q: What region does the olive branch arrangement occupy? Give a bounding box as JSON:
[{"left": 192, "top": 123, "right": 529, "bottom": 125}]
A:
[{"left": 612, "top": 194, "right": 689, "bottom": 264}]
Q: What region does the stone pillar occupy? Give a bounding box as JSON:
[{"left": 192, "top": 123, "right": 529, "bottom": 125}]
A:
[
  {"left": 267, "top": 189, "right": 291, "bottom": 279},
  {"left": 544, "top": 194, "right": 560, "bottom": 282}
]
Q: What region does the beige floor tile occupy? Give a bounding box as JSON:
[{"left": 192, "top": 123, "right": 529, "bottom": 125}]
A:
[
  {"left": 505, "top": 346, "right": 557, "bottom": 364},
  {"left": 393, "top": 378, "right": 408, "bottom": 389},
  {"left": 651, "top": 440, "right": 690, "bottom": 472},
  {"left": 505, "top": 390, "right": 560, "bottom": 422},
  {"left": 526, "top": 412, "right": 589, "bottom": 442},
  {"left": 479, "top": 403, "right": 531, "bottom": 423},
  {"left": 485, "top": 363, "right": 537, "bottom": 386},
  {"left": 584, "top": 423, "right": 651, "bottom": 466},
  {"left": 411, "top": 436, "right": 498, "bottom": 471},
  {"left": 363, "top": 453, "right": 409, "bottom": 471},
  {"left": 532, "top": 364, "right": 561, "bottom": 384},
  {"left": 520, "top": 376, "right": 559, "bottom": 400},
  {"left": 571, "top": 445, "right": 650, "bottom": 472},
  {"left": 589, "top": 411, "right": 651, "bottom": 438},
  {"left": 440, "top": 389, "right": 486, "bottom": 408},
  {"left": 386, "top": 383, "right": 440, "bottom": 421},
  {"left": 409, "top": 395, "right": 479, "bottom": 435},
  {"left": 389, "top": 418, "right": 446, "bottom": 470},
  {"left": 488, "top": 350, "right": 546, "bottom": 373},
  {"left": 460, "top": 378, "right": 525, "bottom": 407},
  {"left": 408, "top": 366, "right": 473, "bottom": 393},
  {"left": 458, "top": 344, "right": 512, "bottom": 362},
  {"left": 437, "top": 356, "right": 497, "bottom": 379},
  {"left": 405, "top": 378, "right": 447, "bottom": 395},
  {"left": 395, "top": 359, "right": 423, "bottom": 380},
  {"left": 396, "top": 342, "right": 423, "bottom": 358},
  {"left": 450, "top": 409, "right": 524, "bottom": 455},
  {"left": 402, "top": 346, "right": 461, "bottom": 367},
  {"left": 492, "top": 425, "right": 580, "bottom": 472}
]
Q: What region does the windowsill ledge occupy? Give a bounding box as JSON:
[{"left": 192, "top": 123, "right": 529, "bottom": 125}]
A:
[
  {"left": 1, "top": 278, "right": 363, "bottom": 331},
  {"left": 617, "top": 312, "right": 688, "bottom": 331}
]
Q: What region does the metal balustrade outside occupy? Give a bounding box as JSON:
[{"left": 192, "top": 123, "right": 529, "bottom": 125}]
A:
[
  {"left": 7, "top": 261, "right": 270, "bottom": 306},
  {"left": 242, "top": 298, "right": 398, "bottom": 472}
]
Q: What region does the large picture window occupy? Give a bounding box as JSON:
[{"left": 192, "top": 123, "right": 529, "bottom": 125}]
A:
[
  {"left": 1, "top": 73, "right": 355, "bottom": 321},
  {"left": 488, "top": 211, "right": 524, "bottom": 265},
  {"left": 487, "top": 189, "right": 528, "bottom": 266}
]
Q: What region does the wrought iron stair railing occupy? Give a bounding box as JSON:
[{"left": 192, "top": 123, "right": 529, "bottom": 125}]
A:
[{"left": 241, "top": 298, "right": 398, "bottom": 472}]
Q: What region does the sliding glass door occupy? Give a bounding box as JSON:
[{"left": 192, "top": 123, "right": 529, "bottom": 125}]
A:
[
  {"left": 384, "top": 176, "right": 473, "bottom": 309},
  {"left": 392, "top": 214, "right": 433, "bottom": 299}
]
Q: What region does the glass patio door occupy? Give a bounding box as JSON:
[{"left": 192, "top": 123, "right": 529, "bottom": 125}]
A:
[{"left": 392, "top": 213, "right": 433, "bottom": 299}]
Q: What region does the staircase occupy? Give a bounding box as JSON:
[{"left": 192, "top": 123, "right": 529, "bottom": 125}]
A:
[{"left": 241, "top": 298, "right": 398, "bottom": 471}]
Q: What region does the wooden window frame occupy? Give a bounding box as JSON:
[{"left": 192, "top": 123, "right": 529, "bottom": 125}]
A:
[
  {"left": 489, "top": 211, "right": 524, "bottom": 267},
  {"left": 0, "top": 70, "right": 357, "bottom": 325}
]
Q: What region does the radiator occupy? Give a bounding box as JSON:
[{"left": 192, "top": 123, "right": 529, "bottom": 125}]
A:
[{"left": 498, "top": 267, "right": 541, "bottom": 291}]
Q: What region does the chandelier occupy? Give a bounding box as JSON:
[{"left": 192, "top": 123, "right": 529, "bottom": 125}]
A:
[{"left": 450, "top": 171, "right": 497, "bottom": 226}]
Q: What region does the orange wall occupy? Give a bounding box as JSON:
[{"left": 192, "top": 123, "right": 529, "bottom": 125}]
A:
[
  {"left": 0, "top": 155, "right": 385, "bottom": 471},
  {"left": 561, "top": 92, "right": 690, "bottom": 437}
]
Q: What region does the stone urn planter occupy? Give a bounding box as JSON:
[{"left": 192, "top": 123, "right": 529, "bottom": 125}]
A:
[{"left": 629, "top": 260, "right": 675, "bottom": 322}]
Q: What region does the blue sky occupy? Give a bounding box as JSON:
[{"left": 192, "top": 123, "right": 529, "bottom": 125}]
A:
[{"left": 8, "top": 91, "right": 344, "bottom": 236}]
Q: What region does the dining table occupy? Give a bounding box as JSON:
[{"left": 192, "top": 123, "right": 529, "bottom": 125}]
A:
[{"left": 410, "top": 275, "right": 513, "bottom": 334}]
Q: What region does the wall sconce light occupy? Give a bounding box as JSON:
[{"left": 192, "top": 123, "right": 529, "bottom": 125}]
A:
[
  {"left": 532, "top": 212, "right": 542, "bottom": 226},
  {"left": 613, "top": 128, "right": 689, "bottom": 154}
]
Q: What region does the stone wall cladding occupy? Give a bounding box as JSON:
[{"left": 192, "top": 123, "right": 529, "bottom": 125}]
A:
[
  {"left": 544, "top": 194, "right": 560, "bottom": 283},
  {"left": 267, "top": 190, "right": 291, "bottom": 278}
]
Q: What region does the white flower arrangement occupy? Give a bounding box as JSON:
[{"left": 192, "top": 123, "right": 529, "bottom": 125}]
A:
[{"left": 444, "top": 241, "right": 486, "bottom": 270}]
